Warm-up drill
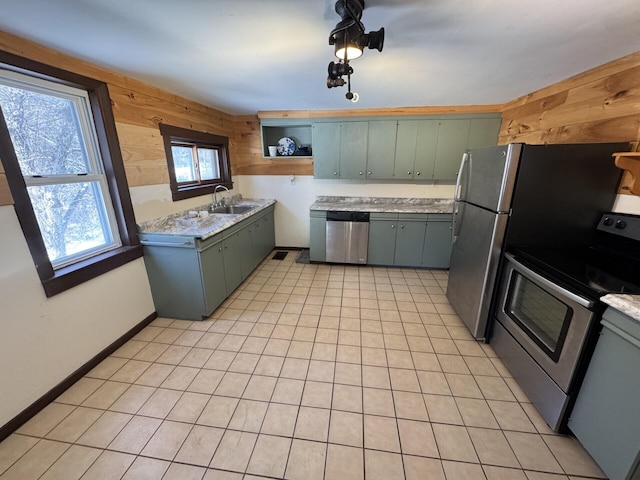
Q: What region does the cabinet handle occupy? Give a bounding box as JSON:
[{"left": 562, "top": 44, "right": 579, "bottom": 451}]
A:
[
  {"left": 400, "top": 224, "right": 404, "bottom": 229},
  {"left": 391, "top": 224, "right": 395, "bottom": 228},
  {"left": 359, "top": 171, "right": 363, "bottom": 175},
  {"left": 218, "top": 247, "right": 222, "bottom": 252},
  {"left": 224, "top": 244, "right": 228, "bottom": 249},
  {"left": 333, "top": 172, "right": 338, "bottom": 176},
  {"left": 416, "top": 171, "right": 421, "bottom": 176},
  {"left": 367, "top": 171, "right": 372, "bottom": 175},
  {"left": 407, "top": 171, "right": 411, "bottom": 175}
]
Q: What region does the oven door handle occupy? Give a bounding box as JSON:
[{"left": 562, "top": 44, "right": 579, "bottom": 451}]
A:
[{"left": 504, "top": 253, "right": 595, "bottom": 309}]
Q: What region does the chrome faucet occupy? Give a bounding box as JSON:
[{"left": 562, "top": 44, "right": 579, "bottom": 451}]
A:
[{"left": 213, "top": 184, "right": 230, "bottom": 207}]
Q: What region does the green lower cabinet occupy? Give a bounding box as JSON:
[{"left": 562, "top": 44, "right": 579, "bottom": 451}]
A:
[
  {"left": 238, "top": 224, "right": 255, "bottom": 279},
  {"left": 394, "top": 217, "right": 427, "bottom": 267},
  {"left": 309, "top": 211, "right": 327, "bottom": 262},
  {"left": 200, "top": 239, "right": 228, "bottom": 315},
  {"left": 255, "top": 210, "right": 276, "bottom": 260},
  {"left": 422, "top": 215, "right": 453, "bottom": 268},
  {"left": 141, "top": 206, "right": 275, "bottom": 320},
  {"left": 144, "top": 242, "right": 209, "bottom": 321},
  {"left": 367, "top": 213, "right": 452, "bottom": 268},
  {"left": 368, "top": 215, "right": 397, "bottom": 265},
  {"left": 222, "top": 234, "right": 243, "bottom": 293}
]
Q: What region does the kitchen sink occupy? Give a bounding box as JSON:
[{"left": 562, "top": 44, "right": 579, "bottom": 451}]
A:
[{"left": 211, "top": 204, "right": 256, "bottom": 215}]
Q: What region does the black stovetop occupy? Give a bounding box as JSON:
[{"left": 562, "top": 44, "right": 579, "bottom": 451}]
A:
[{"left": 508, "top": 213, "right": 640, "bottom": 301}]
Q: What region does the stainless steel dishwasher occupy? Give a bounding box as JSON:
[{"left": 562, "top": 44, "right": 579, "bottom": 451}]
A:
[{"left": 325, "top": 211, "right": 369, "bottom": 264}]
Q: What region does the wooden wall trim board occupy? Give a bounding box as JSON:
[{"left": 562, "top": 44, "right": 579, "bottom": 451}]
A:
[{"left": 258, "top": 104, "right": 504, "bottom": 119}]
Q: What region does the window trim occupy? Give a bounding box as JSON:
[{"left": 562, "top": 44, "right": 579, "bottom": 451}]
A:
[
  {"left": 0, "top": 50, "right": 142, "bottom": 297},
  {"left": 160, "top": 123, "right": 232, "bottom": 201}
]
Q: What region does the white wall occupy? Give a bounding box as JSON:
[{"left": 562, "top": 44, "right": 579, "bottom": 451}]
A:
[
  {"left": 236, "top": 175, "right": 456, "bottom": 247},
  {"left": 0, "top": 206, "right": 155, "bottom": 427},
  {"left": 613, "top": 194, "right": 640, "bottom": 214}
]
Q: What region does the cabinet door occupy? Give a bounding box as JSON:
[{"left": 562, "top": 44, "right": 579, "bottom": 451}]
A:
[
  {"left": 422, "top": 216, "right": 453, "bottom": 268},
  {"left": 368, "top": 219, "right": 397, "bottom": 265},
  {"left": 394, "top": 220, "right": 426, "bottom": 267},
  {"left": 433, "top": 119, "right": 471, "bottom": 181},
  {"left": 367, "top": 120, "right": 397, "bottom": 179},
  {"left": 238, "top": 224, "right": 255, "bottom": 278},
  {"left": 309, "top": 213, "right": 327, "bottom": 262},
  {"left": 467, "top": 118, "right": 501, "bottom": 150},
  {"left": 145, "top": 246, "right": 208, "bottom": 320},
  {"left": 313, "top": 122, "right": 341, "bottom": 178},
  {"left": 200, "top": 242, "right": 228, "bottom": 316},
  {"left": 222, "top": 233, "right": 243, "bottom": 293},
  {"left": 414, "top": 119, "right": 440, "bottom": 179},
  {"left": 394, "top": 121, "right": 419, "bottom": 179},
  {"left": 339, "top": 122, "right": 369, "bottom": 179},
  {"left": 255, "top": 210, "right": 275, "bottom": 260}
]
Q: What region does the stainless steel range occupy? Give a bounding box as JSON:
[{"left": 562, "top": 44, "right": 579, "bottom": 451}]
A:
[{"left": 491, "top": 212, "right": 640, "bottom": 432}]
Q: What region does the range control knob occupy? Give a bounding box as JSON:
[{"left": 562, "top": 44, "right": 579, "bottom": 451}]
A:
[
  {"left": 603, "top": 217, "right": 614, "bottom": 226},
  {"left": 615, "top": 220, "right": 627, "bottom": 229}
]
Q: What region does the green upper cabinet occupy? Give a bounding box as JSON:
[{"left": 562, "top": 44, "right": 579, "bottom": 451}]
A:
[
  {"left": 467, "top": 117, "right": 503, "bottom": 149},
  {"left": 433, "top": 119, "right": 471, "bottom": 181},
  {"left": 395, "top": 119, "right": 439, "bottom": 180},
  {"left": 313, "top": 122, "right": 341, "bottom": 179},
  {"left": 306, "top": 113, "right": 501, "bottom": 181},
  {"left": 339, "top": 122, "right": 369, "bottom": 179},
  {"left": 367, "top": 120, "right": 397, "bottom": 179}
]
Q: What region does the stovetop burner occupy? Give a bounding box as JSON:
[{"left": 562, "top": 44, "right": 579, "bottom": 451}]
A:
[{"left": 508, "top": 213, "right": 640, "bottom": 300}]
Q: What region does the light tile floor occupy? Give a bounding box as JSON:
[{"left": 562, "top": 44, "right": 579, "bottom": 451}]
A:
[{"left": 0, "top": 252, "right": 607, "bottom": 480}]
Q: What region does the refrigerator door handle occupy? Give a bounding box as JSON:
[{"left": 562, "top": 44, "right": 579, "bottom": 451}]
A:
[
  {"left": 454, "top": 152, "right": 469, "bottom": 202},
  {"left": 452, "top": 153, "right": 468, "bottom": 241}
]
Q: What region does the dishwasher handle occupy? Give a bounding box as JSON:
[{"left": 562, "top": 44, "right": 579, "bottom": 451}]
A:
[{"left": 326, "top": 211, "right": 370, "bottom": 222}]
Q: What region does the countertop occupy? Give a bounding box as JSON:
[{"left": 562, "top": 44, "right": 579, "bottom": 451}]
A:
[
  {"left": 601, "top": 294, "right": 640, "bottom": 322},
  {"left": 310, "top": 196, "right": 454, "bottom": 214},
  {"left": 137, "top": 197, "right": 276, "bottom": 240}
]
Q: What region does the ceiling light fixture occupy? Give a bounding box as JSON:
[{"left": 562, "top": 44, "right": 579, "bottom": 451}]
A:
[{"left": 327, "top": 0, "right": 384, "bottom": 101}]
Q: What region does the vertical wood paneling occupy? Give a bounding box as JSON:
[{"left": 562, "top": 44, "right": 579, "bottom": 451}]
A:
[{"left": 499, "top": 51, "right": 640, "bottom": 194}]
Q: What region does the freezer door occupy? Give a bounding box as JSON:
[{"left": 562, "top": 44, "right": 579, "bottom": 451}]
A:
[
  {"left": 458, "top": 144, "right": 522, "bottom": 213},
  {"left": 447, "top": 202, "right": 508, "bottom": 339}
]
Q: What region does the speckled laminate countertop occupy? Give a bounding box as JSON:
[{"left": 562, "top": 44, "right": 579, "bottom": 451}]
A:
[
  {"left": 310, "top": 196, "right": 454, "bottom": 214},
  {"left": 137, "top": 197, "right": 276, "bottom": 240},
  {"left": 601, "top": 294, "right": 640, "bottom": 322}
]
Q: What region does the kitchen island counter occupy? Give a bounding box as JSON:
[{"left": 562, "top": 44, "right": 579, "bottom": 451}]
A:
[{"left": 310, "top": 196, "right": 453, "bottom": 214}]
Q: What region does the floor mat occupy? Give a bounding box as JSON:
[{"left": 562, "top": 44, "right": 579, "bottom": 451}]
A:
[
  {"left": 271, "top": 251, "right": 288, "bottom": 260},
  {"left": 295, "top": 249, "right": 310, "bottom": 264}
]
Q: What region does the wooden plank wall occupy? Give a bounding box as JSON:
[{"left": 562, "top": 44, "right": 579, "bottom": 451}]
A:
[
  {"left": 0, "top": 31, "right": 234, "bottom": 206},
  {"left": 500, "top": 52, "right": 640, "bottom": 194}
]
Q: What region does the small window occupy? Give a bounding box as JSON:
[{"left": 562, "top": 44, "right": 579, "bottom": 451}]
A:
[{"left": 160, "top": 124, "right": 232, "bottom": 201}]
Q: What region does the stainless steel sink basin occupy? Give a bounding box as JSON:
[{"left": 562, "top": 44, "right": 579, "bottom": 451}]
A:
[{"left": 211, "top": 204, "right": 256, "bottom": 215}]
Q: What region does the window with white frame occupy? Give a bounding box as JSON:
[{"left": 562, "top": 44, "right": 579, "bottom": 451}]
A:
[
  {"left": 0, "top": 52, "right": 141, "bottom": 297},
  {"left": 0, "top": 71, "right": 121, "bottom": 268}
]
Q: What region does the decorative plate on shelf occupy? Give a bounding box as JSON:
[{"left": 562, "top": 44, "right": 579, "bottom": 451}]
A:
[{"left": 277, "top": 137, "right": 296, "bottom": 156}]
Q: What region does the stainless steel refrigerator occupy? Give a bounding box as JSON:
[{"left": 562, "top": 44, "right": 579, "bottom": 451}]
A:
[
  {"left": 446, "top": 144, "right": 522, "bottom": 340},
  {"left": 446, "top": 142, "right": 627, "bottom": 340}
]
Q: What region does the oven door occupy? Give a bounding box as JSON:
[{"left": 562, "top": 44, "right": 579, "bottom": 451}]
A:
[{"left": 494, "top": 253, "right": 596, "bottom": 391}]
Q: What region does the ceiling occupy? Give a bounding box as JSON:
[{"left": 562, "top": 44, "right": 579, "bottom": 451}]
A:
[{"left": 0, "top": 0, "right": 638, "bottom": 115}]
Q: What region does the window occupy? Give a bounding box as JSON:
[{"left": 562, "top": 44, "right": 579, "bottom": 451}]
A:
[
  {"left": 160, "top": 123, "right": 232, "bottom": 201},
  {"left": 0, "top": 51, "right": 142, "bottom": 297}
]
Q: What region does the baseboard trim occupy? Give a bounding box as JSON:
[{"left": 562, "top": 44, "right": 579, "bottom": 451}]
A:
[{"left": 0, "top": 311, "right": 158, "bottom": 442}]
